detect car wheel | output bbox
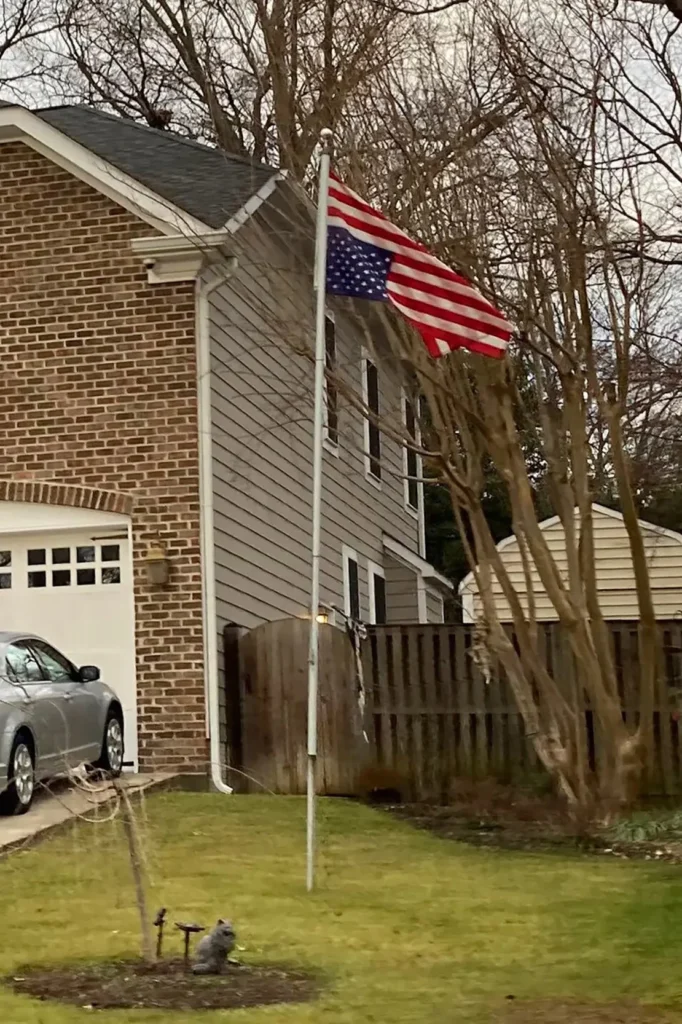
[0,733,35,815]
[93,709,124,777]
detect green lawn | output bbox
[2,793,682,1022]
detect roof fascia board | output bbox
[223,169,288,233]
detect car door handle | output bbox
[63,693,73,701]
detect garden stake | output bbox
[175,923,205,969]
[154,908,167,958]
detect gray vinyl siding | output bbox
[384,557,419,623]
[209,200,421,656]
[426,586,444,623]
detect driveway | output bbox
[0,772,174,853]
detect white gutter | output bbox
[196,257,238,795]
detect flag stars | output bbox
[326,227,391,301]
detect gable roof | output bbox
[458,503,682,596]
[35,106,277,230]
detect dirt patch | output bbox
[384,785,682,863]
[7,957,320,1011]
[494,999,671,1023]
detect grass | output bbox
[2,792,682,1022]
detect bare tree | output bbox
[0,0,60,95]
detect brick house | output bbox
[0,102,451,783]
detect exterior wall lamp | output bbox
[145,542,170,586]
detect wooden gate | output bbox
[235,617,364,794]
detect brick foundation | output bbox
[0,142,206,773]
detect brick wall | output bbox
[0,141,206,774]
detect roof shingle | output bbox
[36,105,277,229]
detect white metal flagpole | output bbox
[306,128,333,893]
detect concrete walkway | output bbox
[0,772,175,853]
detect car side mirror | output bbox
[79,665,100,683]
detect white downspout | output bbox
[196,256,238,794]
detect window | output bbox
[32,640,75,683]
[403,394,420,513]
[362,356,381,482]
[6,643,44,683]
[0,550,11,590]
[324,314,339,448]
[18,543,123,588]
[368,562,387,624]
[343,546,360,621]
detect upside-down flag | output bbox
[326,174,512,359]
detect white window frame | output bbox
[323,310,339,456]
[361,349,382,489]
[342,544,360,619]
[367,560,386,625]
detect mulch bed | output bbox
[494,999,672,1023]
[385,801,682,863]
[7,957,320,1011]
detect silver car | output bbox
[0,632,124,815]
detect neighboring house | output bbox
[459,503,682,623]
[0,102,451,781]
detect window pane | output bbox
[365,361,381,479]
[0,551,10,567]
[102,567,121,585]
[0,573,10,589]
[77,568,96,586]
[405,398,416,438]
[373,573,387,624]
[101,544,120,562]
[52,570,71,587]
[407,446,419,510]
[32,641,73,683]
[325,316,339,446]
[28,571,46,588]
[348,558,360,620]
[27,549,45,566]
[52,547,70,564]
[77,546,95,563]
[369,425,381,479]
[6,644,43,682]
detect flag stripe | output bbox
[387,284,511,342]
[388,270,510,331]
[388,291,508,352]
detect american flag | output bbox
[326,174,512,359]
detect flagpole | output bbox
[306,127,333,893]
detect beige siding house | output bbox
[459,504,682,622]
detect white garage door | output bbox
[0,503,137,768]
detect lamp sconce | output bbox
[316,604,334,625]
[145,542,170,587]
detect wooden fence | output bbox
[226,617,363,794]
[225,617,682,799]
[364,621,682,799]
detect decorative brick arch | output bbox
[0,479,134,517]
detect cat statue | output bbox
[192,919,237,975]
